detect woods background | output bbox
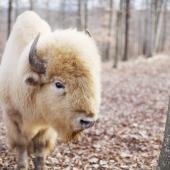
[0,0,170,67]
[1,1,170,169]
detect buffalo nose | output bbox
[79,119,95,129]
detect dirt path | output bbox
[0,55,170,170]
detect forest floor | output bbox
[0,54,170,170]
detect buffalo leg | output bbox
[31,128,56,170]
[16,145,28,170]
[3,110,28,170]
[32,144,46,170]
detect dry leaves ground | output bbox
[0,55,170,170]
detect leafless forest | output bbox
[1,0,170,170]
[1,0,170,65]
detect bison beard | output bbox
[68,129,83,141]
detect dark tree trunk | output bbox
[84,0,88,29]
[60,0,66,27]
[45,0,50,22]
[29,0,34,10]
[77,0,83,30]
[122,0,130,61]
[160,0,167,51]
[113,10,120,68]
[15,0,19,18]
[157,99,170,170]
[113,0,123,68]
[7,0,13,38]
[146,0,152,58]
[142,4,148,56]
[154,0,167,52]
[105,0,113,61]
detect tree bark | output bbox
[151,0,156,54]
[146,0,152,57]
[7,0,13,38]
[157,98,170,170]
[84,0,88,29]
[154,0,167,52]
[137,10,142,55]
[45,0,50,21]
[60,0,66,27]
[160,0,167,51]
[29,0,34,10]
[122,0,130,61]
[142,0,152,57]
[142,5,147,56]
[77,0,83,30]
[113,0,123,68]
[113,10,120,68]
[105,0,113,61]
[15,0,19,18]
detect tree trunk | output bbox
[105,0,113,61]
[160,0,167,51]
[146,0,152,57]
[7,0,13,38]
[15,0,19,18]
[29,0,34,10]
[60,0,66,28]
[113,0,123,68]
[119,1,125,61]
[113,10,120,68]
[77,0,83,30]
[157,99,170,170]
[84,0,88,29]
[122,0,130,61]
[45,0,50,22]
[142,0,152,57]
[154,0,167,52]
[137,10,142,55]
[142,7,147,56]
[151,0,156,54]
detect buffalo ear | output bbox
[24,73,40,86]
[85,29,92,38]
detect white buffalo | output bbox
[0,11,101,170]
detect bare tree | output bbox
[154,0,167,52]
[60,0,66,27]
[122,0,130,61]
[105,0,113,60]
[159,0,167,51]
[15,0,19,18]
[157,99,170,170]
[113,0,123,68]
[151,0,157,53]
[139,0,153,57]
[77,0,88,30]
[7,0,13,38]
[84,0,88,29]
[144,0,152,57]
[142,0,148,56]
[77,0,83,30]
[45,0,50,21]
[29,0,34,10]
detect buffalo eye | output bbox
[55,82,65,89]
